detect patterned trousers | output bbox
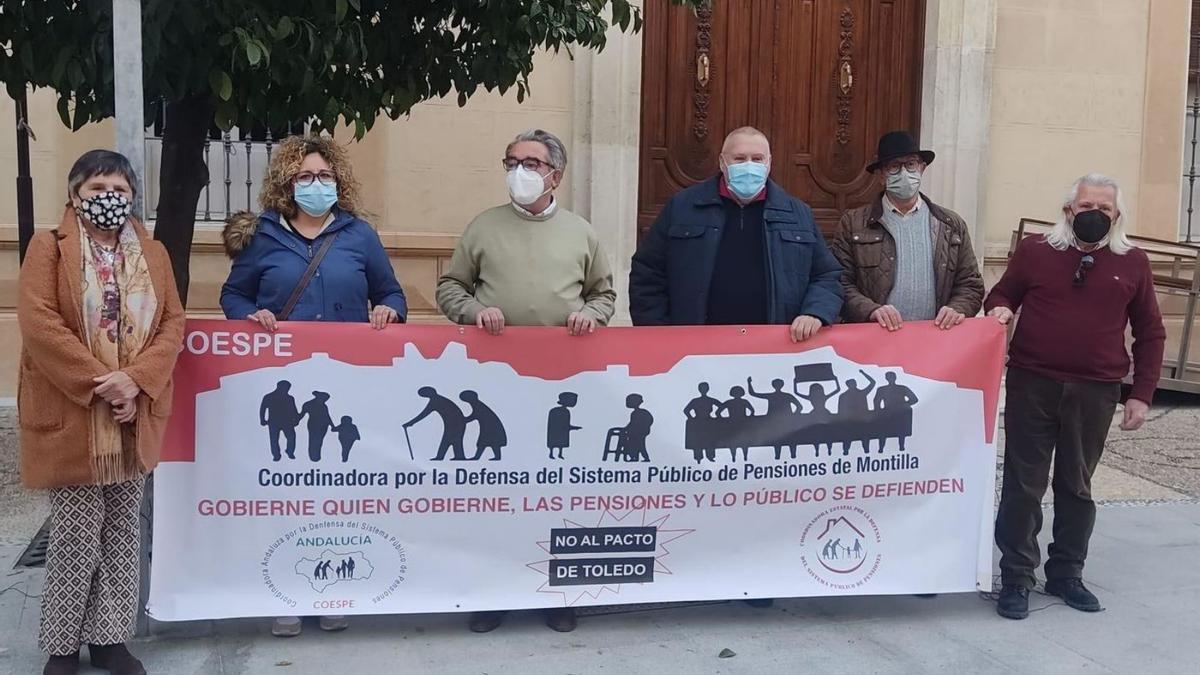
[39,476,145,655]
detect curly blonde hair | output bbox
[259,135,363,219]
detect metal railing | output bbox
[142,104,304,223]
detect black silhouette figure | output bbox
[683,383,721,463]
[873,372,919,452]
[261,381,300,461]
[829,538,842,560]
[747,377,802,460]
[403,387,468,461]
[336,561,346,579]
[547,393,582,460]
[460,391,508,461]
[605,394,654,462]
[717,386,756,461]
[346,557,356,578]
[313,560,325,580]
[298,392,334,462]
[851,539,863,559]
[836,371,877,455]
[331,416,361,463]
[794,380,841,457]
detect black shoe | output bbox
[1044,578,1102,612]
[996,585,1029,620]
[89,643,146,675]
[545,607,578,633]
[744,598,774,608]
[43,653,79,675]
[914,593,938,598]
[469,610,507,633]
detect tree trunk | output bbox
[154,95,215,308]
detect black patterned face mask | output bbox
[76,190,132,231]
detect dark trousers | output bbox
[268,424,296,460]
[995,368,1120,589]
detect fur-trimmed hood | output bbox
[222,210,260,259]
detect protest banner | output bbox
[148,320,1005,620]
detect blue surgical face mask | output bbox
[294,181,338,217]
[723,160,769,200]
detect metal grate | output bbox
[13,516,51,569]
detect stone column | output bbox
[920,0,997,256]
[571,26,643,326]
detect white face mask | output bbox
[885,168,922,201]
[506,166,553,206]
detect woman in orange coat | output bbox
[18,150,185,675]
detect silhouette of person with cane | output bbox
[403,387,468,461]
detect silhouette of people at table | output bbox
[331,416,360,463]
[796,381,841,457]
[683,383,721,463]
[836,371,877,455]
[717,386,756,461]
[403,387,468,461]
[260,381,300,461]
[623,394,654,462]
[298,392,334,462]
[547,393,582,460]
[460,390,508,461]
[748,377,801,460]
[873,372,919,452]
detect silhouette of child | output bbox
[331,416,361,463]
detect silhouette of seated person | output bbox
[261,381,300,461]
[748,377,802,460]
[331,416,361,463]
[298,392,334,462]
[795,380,841,457]
[547,393,582,460]
[460,390,508,461]
[621,394,654,462]
[717,386,756,461]
[403,387,468,461]
[872,372,919,452]
[683,382,721,464]
[836,370,877,455]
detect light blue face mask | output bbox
[724,160,769,200]
[294,181,338,217]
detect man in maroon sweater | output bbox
[985,174,1165,620]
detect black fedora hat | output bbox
[866,130,935,173]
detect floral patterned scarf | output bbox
[79,222,158,484]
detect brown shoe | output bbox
[43,653,79,675]
[89,643,146,675]
[544,607,577,633]
[468,610,507,633]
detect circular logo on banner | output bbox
[799,505,882,590]
[260,520,408,613]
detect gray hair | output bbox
[1045,173,1132,255]
[506,129,568,171]
[67,149,139,199]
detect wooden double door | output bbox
[637,0,926,237]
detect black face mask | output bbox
[1071,209,1112,244]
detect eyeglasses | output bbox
[883,159,924,175]
[295,171,337,187]
[502,157,553,172]
[1073,254,1095,285]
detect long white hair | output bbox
[1044,173,1133,255]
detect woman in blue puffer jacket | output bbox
[221,135,407,331]
[220,135,406,638]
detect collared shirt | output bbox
[883,193,923,216]
[511,196,558,219]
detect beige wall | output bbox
[983,0,1188,255]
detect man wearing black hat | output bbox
[831,131,984,331]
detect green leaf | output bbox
[56,96,72,128]
[336,0,348,23]
[301,68,315,93]
[209,70,233,101]
[275,16,294,40]
[245,41,263,66]
[348,0,361,10]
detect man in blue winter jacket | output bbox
[630,127,843,342]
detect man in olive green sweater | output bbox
[437,129,616,336]
[436,129,615,635]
